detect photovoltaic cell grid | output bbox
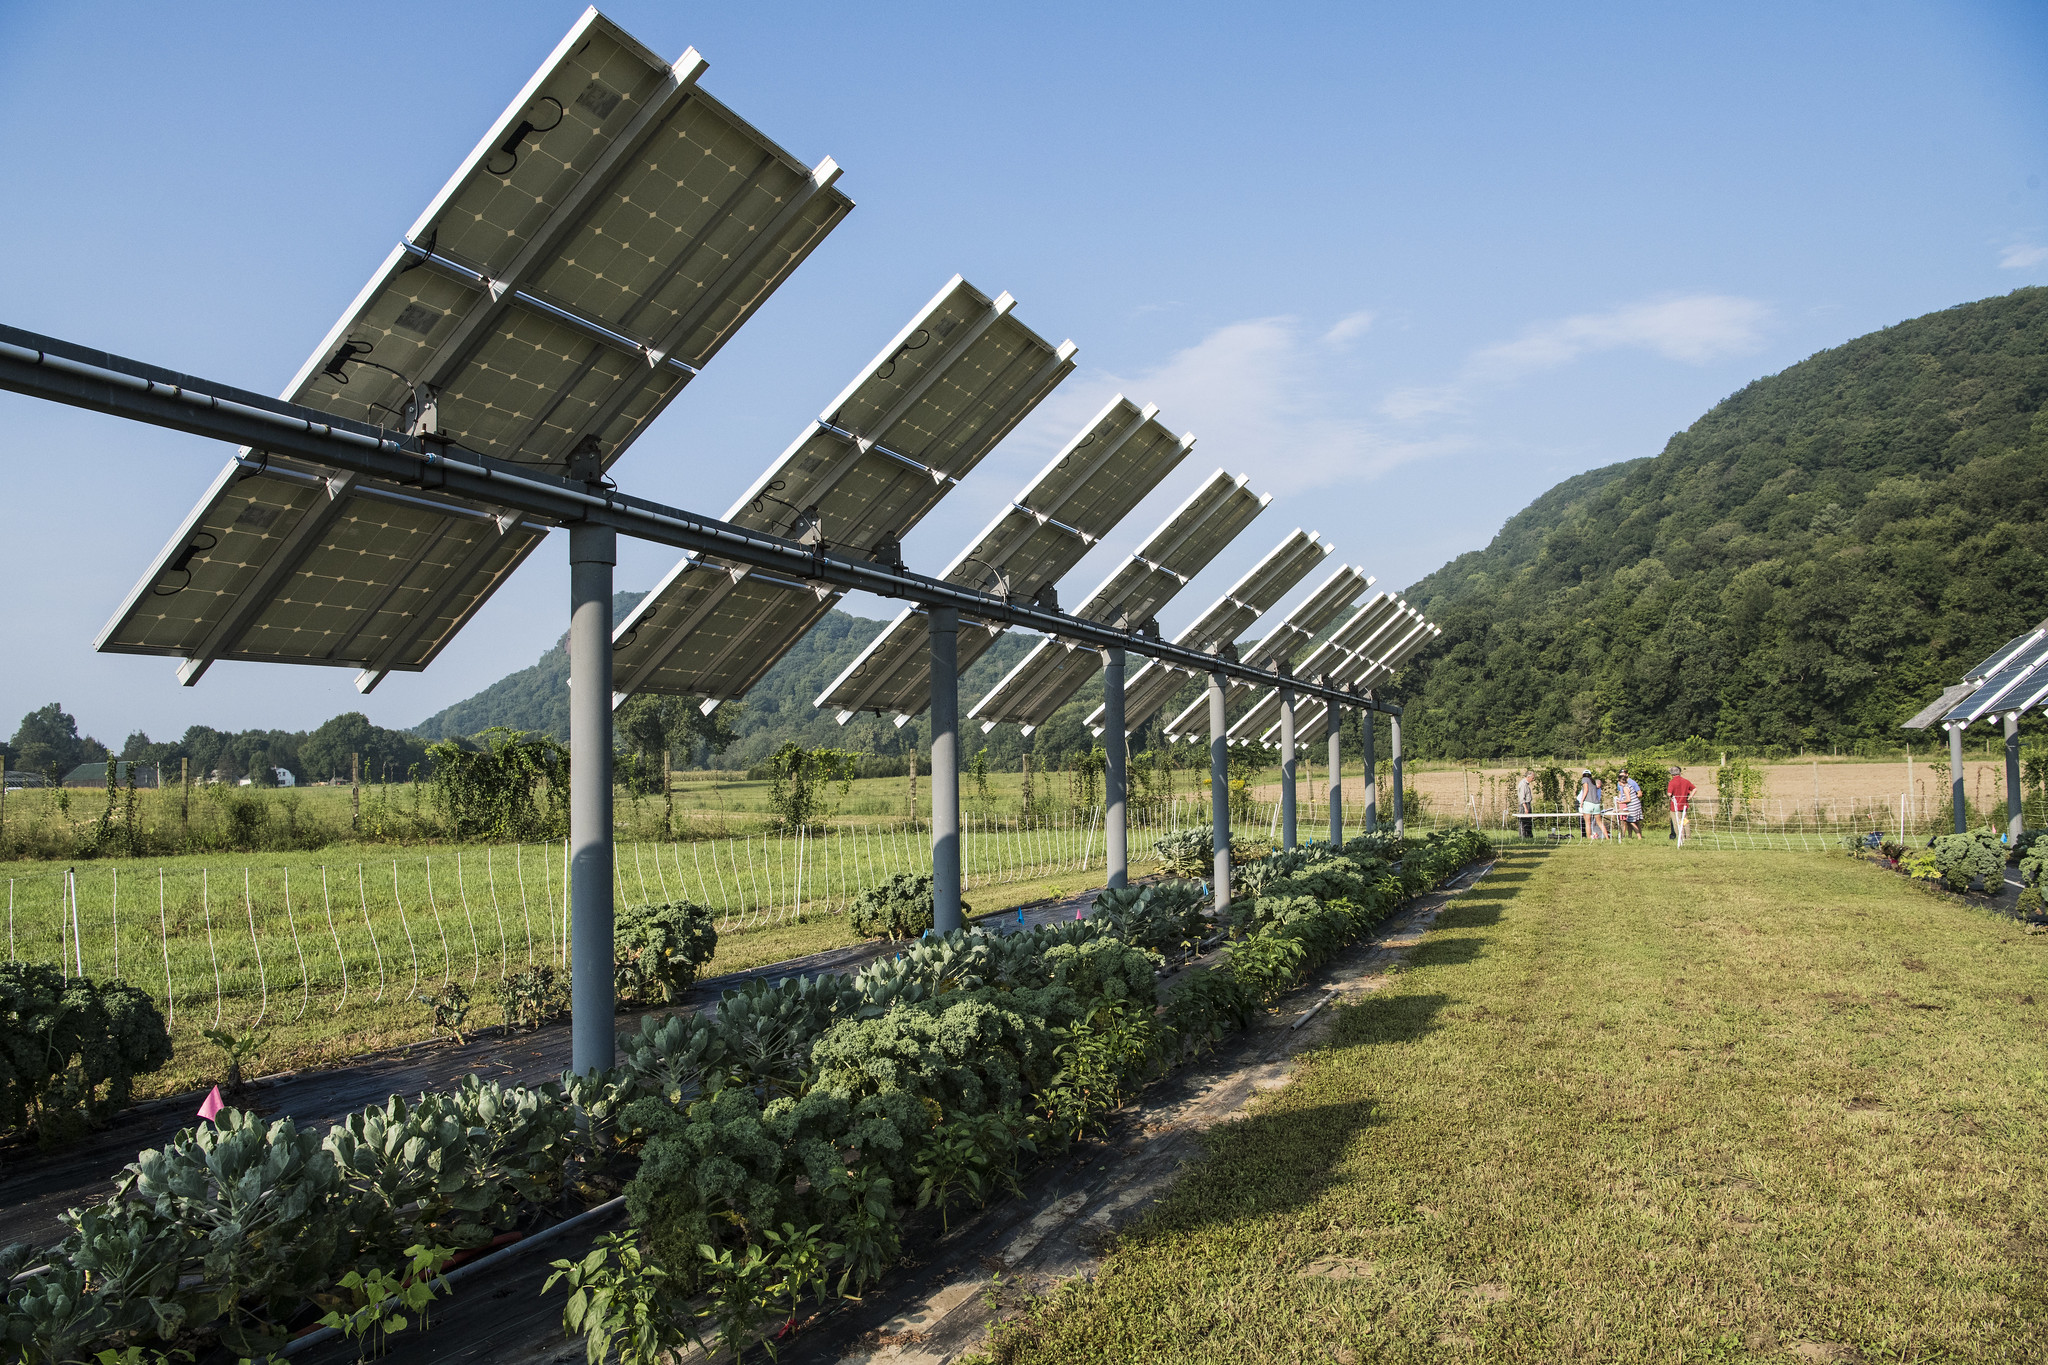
[1224,593,1404,743]
[98,10,852,689]
[969,470,1270,733]
[610,275,1078,705]
[1085,530,1334,736]
[1159,563,1373,740]
[813,395,1194,722]
[1944,630,2048,724]
[1279,617,1439,745]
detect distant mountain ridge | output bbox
[413,598,1042,769]
[1397,286,2048,756]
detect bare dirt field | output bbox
[1263,757,2023,828]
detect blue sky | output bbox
[2,1,2044,748]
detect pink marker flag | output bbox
[197,1086,225,1122]
[1075,908,1084,920]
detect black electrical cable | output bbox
[872,327,930,381]
[484,96,564,176]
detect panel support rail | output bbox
[0,324,1402,717]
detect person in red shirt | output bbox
[1667,766,1696,847]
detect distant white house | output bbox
[235,768,297,788]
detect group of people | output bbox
[1512,765,1697,844]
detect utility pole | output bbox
[351,752,361,833]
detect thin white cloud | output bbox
[1323,310,1375,344]
[1999,242,2048,269]
[1381,292,1770,420]
[1472,294,1770,375]
[1068,317,1469,498]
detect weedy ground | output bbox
[981,843,2048,1364]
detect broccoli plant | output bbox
[849,873,966,940]
[614,901,719,1004]
[0,964,172,1144]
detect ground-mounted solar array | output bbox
[970,469,1271,733]
[1085,529,1335,736]
[608,274,1077,706]
[813,395,1194,724]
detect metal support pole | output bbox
[1327,720,1343,845]
[1208,671,1231,913]
[568,523,616,1076]
[1391,713,1406,838]
[929,606,962,934]
[1361,710,1378,833]
[1102,647,1128,889]
[1948,721,1967,834]
[1278,681,1297,850]
[2005,712,2023,843]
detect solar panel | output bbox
[1902,682,1977,731]
[1277,622,1441,749]
[1243,565,1375,670]
[1998,658,2048,718]
[611,275,1077,704]
[969,470,1269,732]
[1962,622,2048,684]
[1223,593,1402,743]
[1944,633,2048,724]
[1086,530,1335,735]
[98,11,853,688]
[1354,618,1439,689]
[1160,565,1375,740]
[811,396,1194,721]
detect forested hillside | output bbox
[414,599,1047,771]
[1397,287,2048,758]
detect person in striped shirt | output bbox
[1617,768,1645,838]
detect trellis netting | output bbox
[5,801,1282,1030]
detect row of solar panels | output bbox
[1903,619,2048,731]
[99,8,1436,732]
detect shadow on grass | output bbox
[1125,992,1452,1244]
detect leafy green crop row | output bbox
[0,829,1490,1364]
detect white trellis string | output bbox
[633,842,650,903]
[111,866,119,979]
[391,861,421,1000]
[707,836,728,923]
[321,865,348,1014]
[6,879,12,962]
[484,849,510,976]
[452,853,481,984]
[652,840,672,904]
[283,868,309,1022]
[541,841,561,968]
[358,864,387,1003]
[514,845,535,966]
[423,857,453,985]
[242,868,269,1028]
[156,870,173,1023]
[201,868,223,1026]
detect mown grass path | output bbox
[987,845,2048,1364]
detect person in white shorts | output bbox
[1577,769,1606,839]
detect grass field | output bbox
[985,843,2048,1364]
